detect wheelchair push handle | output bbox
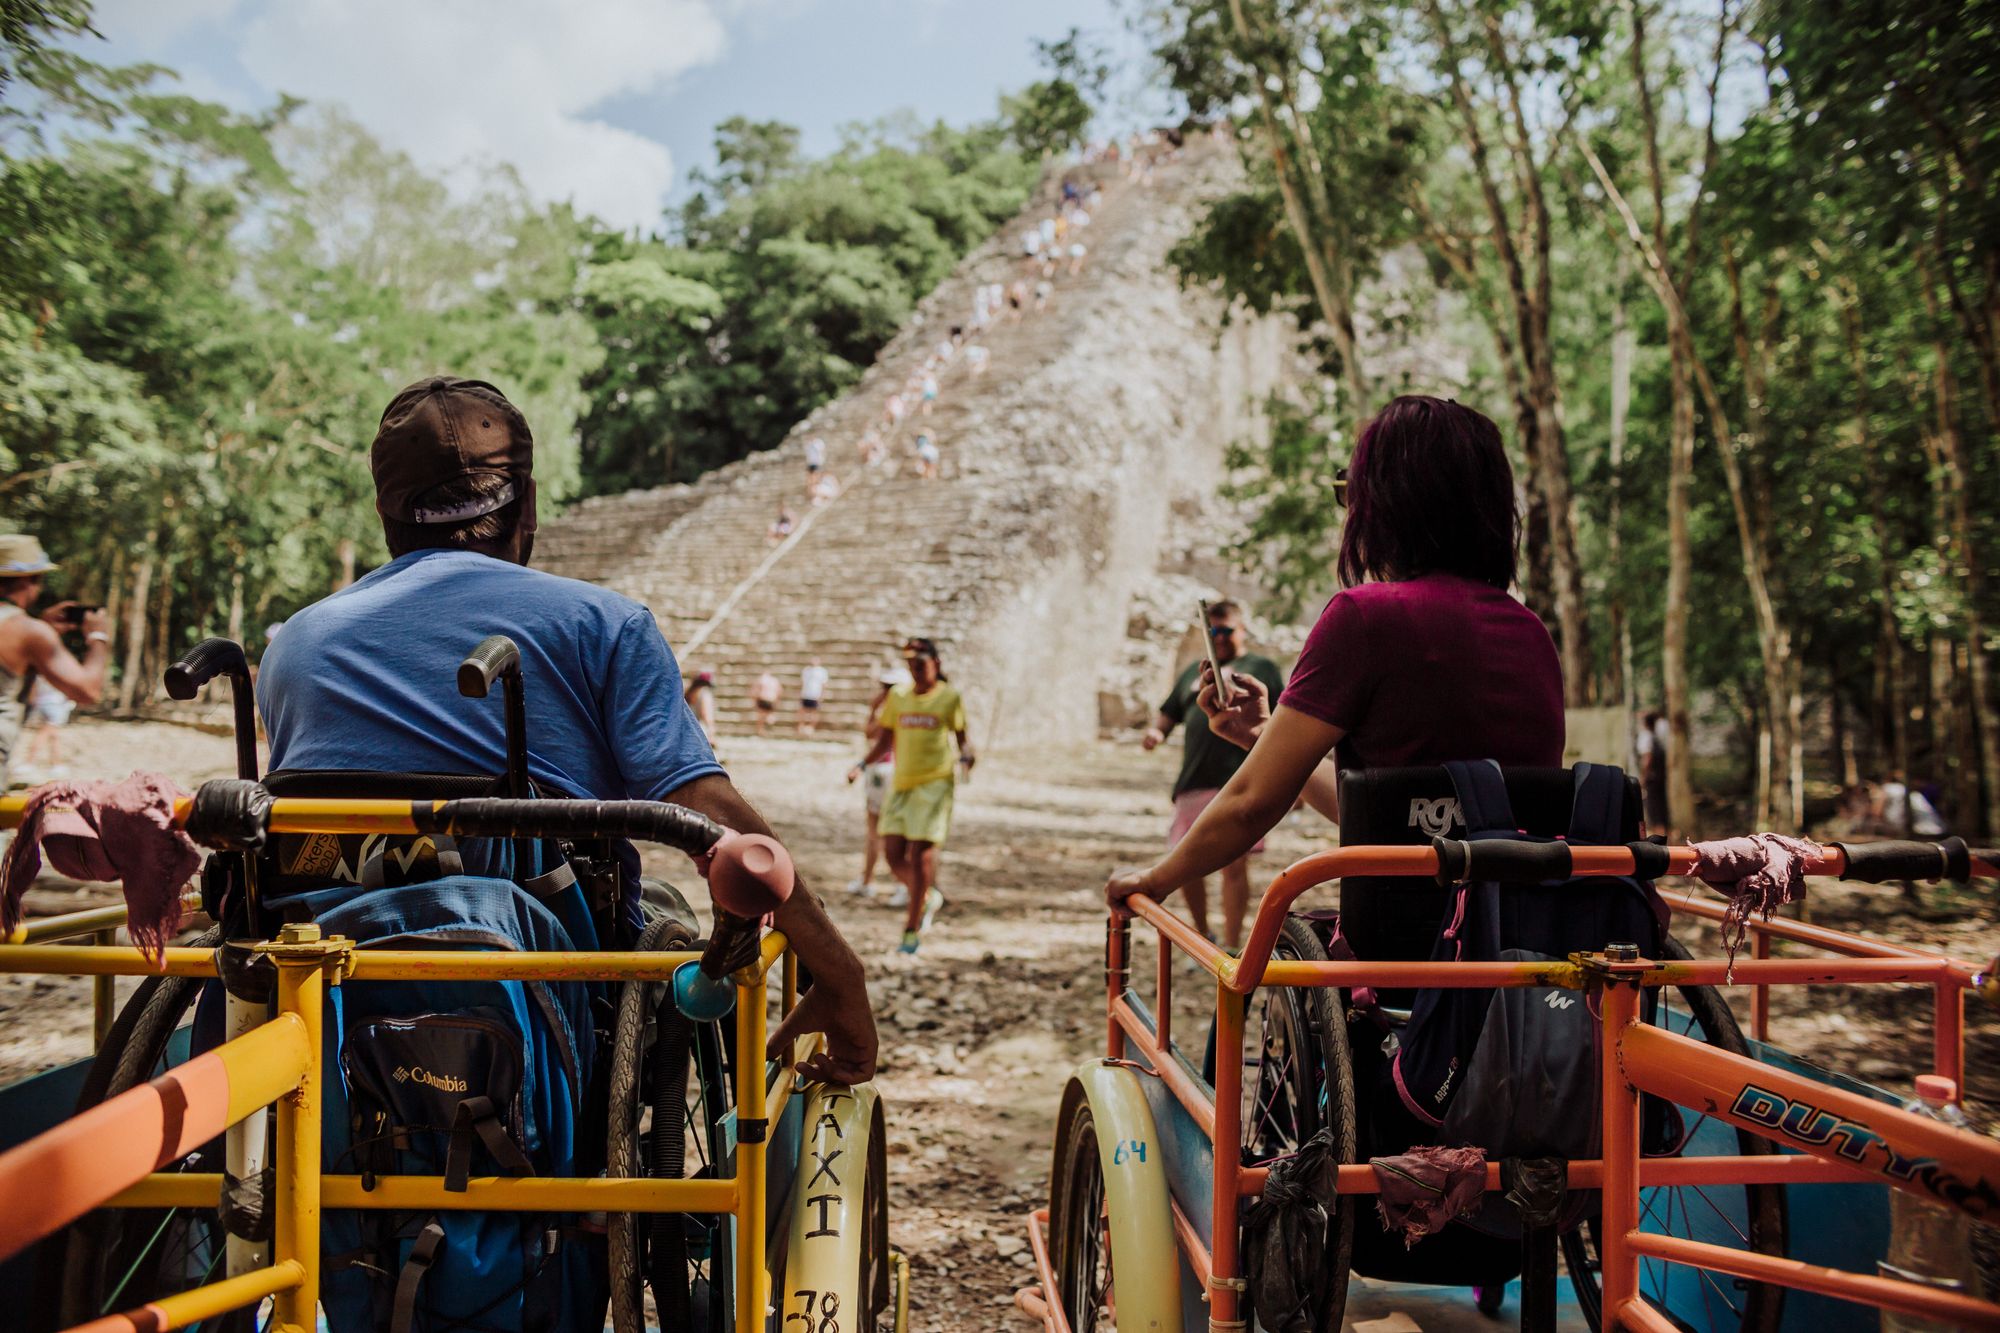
[163,637,258,781]
[457,634,531,803]
[456,634,521,699]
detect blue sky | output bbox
[81,0,1161,232]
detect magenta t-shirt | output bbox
[1279,574,1565,771]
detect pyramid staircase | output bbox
[536,142,1265,739]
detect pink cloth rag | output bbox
[1690,832,1822,977]
[1,773,199,965]
[1370,1144,1487,1247]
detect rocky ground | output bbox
[4,717,1997,1329]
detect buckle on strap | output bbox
[390,1221,447,1333]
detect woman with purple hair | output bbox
[1107,395,1566,915]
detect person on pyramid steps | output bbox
[868,637,974,955]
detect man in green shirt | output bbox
[1142,600,1287,949]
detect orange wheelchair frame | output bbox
[1018,841,2000,1332]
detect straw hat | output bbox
[0,535,57,576]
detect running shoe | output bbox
[886,884,909,909]
[845,877,873,898]
[920,888,944,932]
[897,929,921,955]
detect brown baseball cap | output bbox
[370,377,536,536]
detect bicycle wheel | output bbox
[1239,915,1356,1333]
[1048,1094,1115,1332]
[607,914,735,1333]
[57,927,251,1330]
[1562,935,1788,1333]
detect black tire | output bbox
[1238,915,1356,1333]
[607,915,735,1333]
[57,927,250,1330]
[1561,935,1788,1333]
[853,1097,895,1332]
[1048,1095,1114,1333]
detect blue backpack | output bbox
[1389,760,1666,1158]
[308,876,603,1333]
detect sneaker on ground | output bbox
[845,877,873,897]
[886,884,909,909]
[920,887,944,932]
[897,929,921,955]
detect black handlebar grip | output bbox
[458,635,522,699]
[698,907,766,980]
[1833,838,1971,885]
[415,798,726,855]
[164,638,250,701]
[1433,836,1575,885]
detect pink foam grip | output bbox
[704,831,795,917]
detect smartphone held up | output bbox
[1198,598,1235,706]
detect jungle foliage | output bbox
[0,2,1081,705]
[1139,0,2000,836]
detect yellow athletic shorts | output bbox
[878,777,955,846]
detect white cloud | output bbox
[206,0,734,230]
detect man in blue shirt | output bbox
[260,376,874,1083]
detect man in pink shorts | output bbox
[1140,600,1286,949]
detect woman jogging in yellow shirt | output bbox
[869,637,975,954]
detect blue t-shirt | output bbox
[260,549,723,804]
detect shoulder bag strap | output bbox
[1443,758,1516,836]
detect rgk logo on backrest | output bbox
[1407,797,1462,838]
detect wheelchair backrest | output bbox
[1335,765,1644,969]
[246,769,614,952]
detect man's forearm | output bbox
[667,774,865,986]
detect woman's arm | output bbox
[1106,703,1344,915]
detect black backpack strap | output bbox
[444,1096,535,1192]
[1568,763,1627,848]
[390,1220,446,1333]
[1444,759,1516,836]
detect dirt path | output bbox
[5,718,1998,1329]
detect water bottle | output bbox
[1881,1075,1980,1332]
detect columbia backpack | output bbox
[1389,760,1667,1160]
[311,876,603,1333]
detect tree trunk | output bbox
[1662,319,1700,837]
[1609,293,1634,726]
[1931,635,1961,827]
[150,552,178,706]
[227,569,245,647]
[335,538,357,592]
[116,553,155,713]
[1920,257,1998,835]
[1786,659,1806,832]
[1834,691,1859,790]
[1225,0,1367,415]
[1425,0,1592,702]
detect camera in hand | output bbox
[60,605,100,628]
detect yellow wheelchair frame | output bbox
[0,794,910,1333]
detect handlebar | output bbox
[679,830,796,1020]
